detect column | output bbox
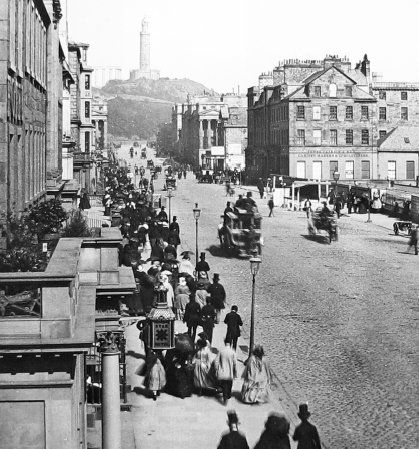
[103,120,108,149]
[199,120,204,149]
[99,332,122,449]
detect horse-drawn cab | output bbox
[147,159,154,169]
[218,208,262,257]
[198,169,214,183]
[164,176,177,191]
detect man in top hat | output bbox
[157,206,168,222]
[223,305,243,351]
[207,273,226,324]
[195,252,210,275]
[292,404,322,449]
[217,410,249,449]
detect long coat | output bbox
[214,345,237,381]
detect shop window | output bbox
[361,160,370,179]
[361,106,369,120]
[345,161,354,180]
[329,161,338,180]
[379,107,386,121]
[361,129,369,145]
[346,129,353,145]
[313,129,322,145]
[297,105,305,119]
[388,161,396,180]
[312,106,321,120]
[406,161,415,180]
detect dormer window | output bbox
[314,86,321,97]
[345,86,352,97]
[329,83,337,97]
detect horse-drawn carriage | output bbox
[198,169,214,183]
[308,207,338,243]
[163,176,177,190]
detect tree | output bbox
[26,199,68,240]
[62,210,93,238]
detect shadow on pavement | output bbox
[126,350,145,360]
[300,234,331,245]
[206,244,230,258]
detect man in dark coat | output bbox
[207,273,226,324]
[183,296,201,342]
[224,305,243,350]
[157,206,168,221]
[217,410,249,449]
[169,216,181,248]
[200,297,216,343]
[195,252,210,276]
[292,404,322,449]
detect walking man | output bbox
[268,197,274,217]
[214,339,237,405]
[217,410,249,449]
[224,305,243,350]
[292,404,322,449]
[183,296,201,342]
[195,252,210,276]
[207,273,226,324]
[201,297,216,343]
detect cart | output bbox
[308,208,338,243]
[164,176,177,190]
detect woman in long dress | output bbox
[241,345,274,404]
[174,277,190,320]
[144,351,166,401]
[192,338,216,394]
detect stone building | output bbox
[0,0,69,248]
[247,55,419,183]
[172,94,247,170]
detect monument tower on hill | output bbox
[130,17,160,80]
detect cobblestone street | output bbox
[141,160,418,449]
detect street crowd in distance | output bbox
[102,163,323,449]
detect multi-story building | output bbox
[247,55,419,183]
[68,41,95,193]
[172,94,247,170]
[0,0,68,248]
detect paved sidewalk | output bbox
[124,313,301,449]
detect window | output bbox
[361,160,370,179]
[312,106,321,120]
[401,91,408,100]
[85,131,90,152]
[345,85,352,97]
[313,129,322,145]
[330,161,338,180]
[345,161,354,180]
[379,130,387,140]
[296,161,306,178]
[297,129,305,145]
[313,161,322,180]
[346,129,353,144]
[404,137,410,144]
[345,106,353,120]
[361,106,369,120]
[314,86,321,97]
[401,107,408,120]
[329,83,337,97]
[379,107,387,121]
[406,161,415,180]
[329,106,337,120]
[85,101,90,118]
[330,129,337,145]
[85,74,90,90]
[297,105,305,119]
[361,129,369,145]
[388,161,396,180]
[379,91,386,100]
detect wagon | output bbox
[308,208,338,243]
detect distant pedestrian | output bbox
[207,273,226,324]
[241,345,274,403]
[214,339,237,405]
[183,296,201,342]
[195,252,210,276]
[407,225,418,255]
[79,192,91,210]
[268,197,274,217]
[303,198,312,219]
[257,178,265,199]
[192,338,216,395]
[334,197,342,218]
[200,297,216,343]
[217,410,249,449]
[254,412,291,449]
[292,404,322,449]
[224,305,243,350]
[144,351,166,401]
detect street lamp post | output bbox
[167,187,174,224]
[193,203,201,267]
[249,254,261,355]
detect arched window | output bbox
[329,83,337,97]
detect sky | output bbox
[67,0,419,93]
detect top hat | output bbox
[227,410,239,425]
[200,252,206,258]
[297,403,311,419]
[213,273,220,280]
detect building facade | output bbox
[0,0,68,248]
[246,55,419,183]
